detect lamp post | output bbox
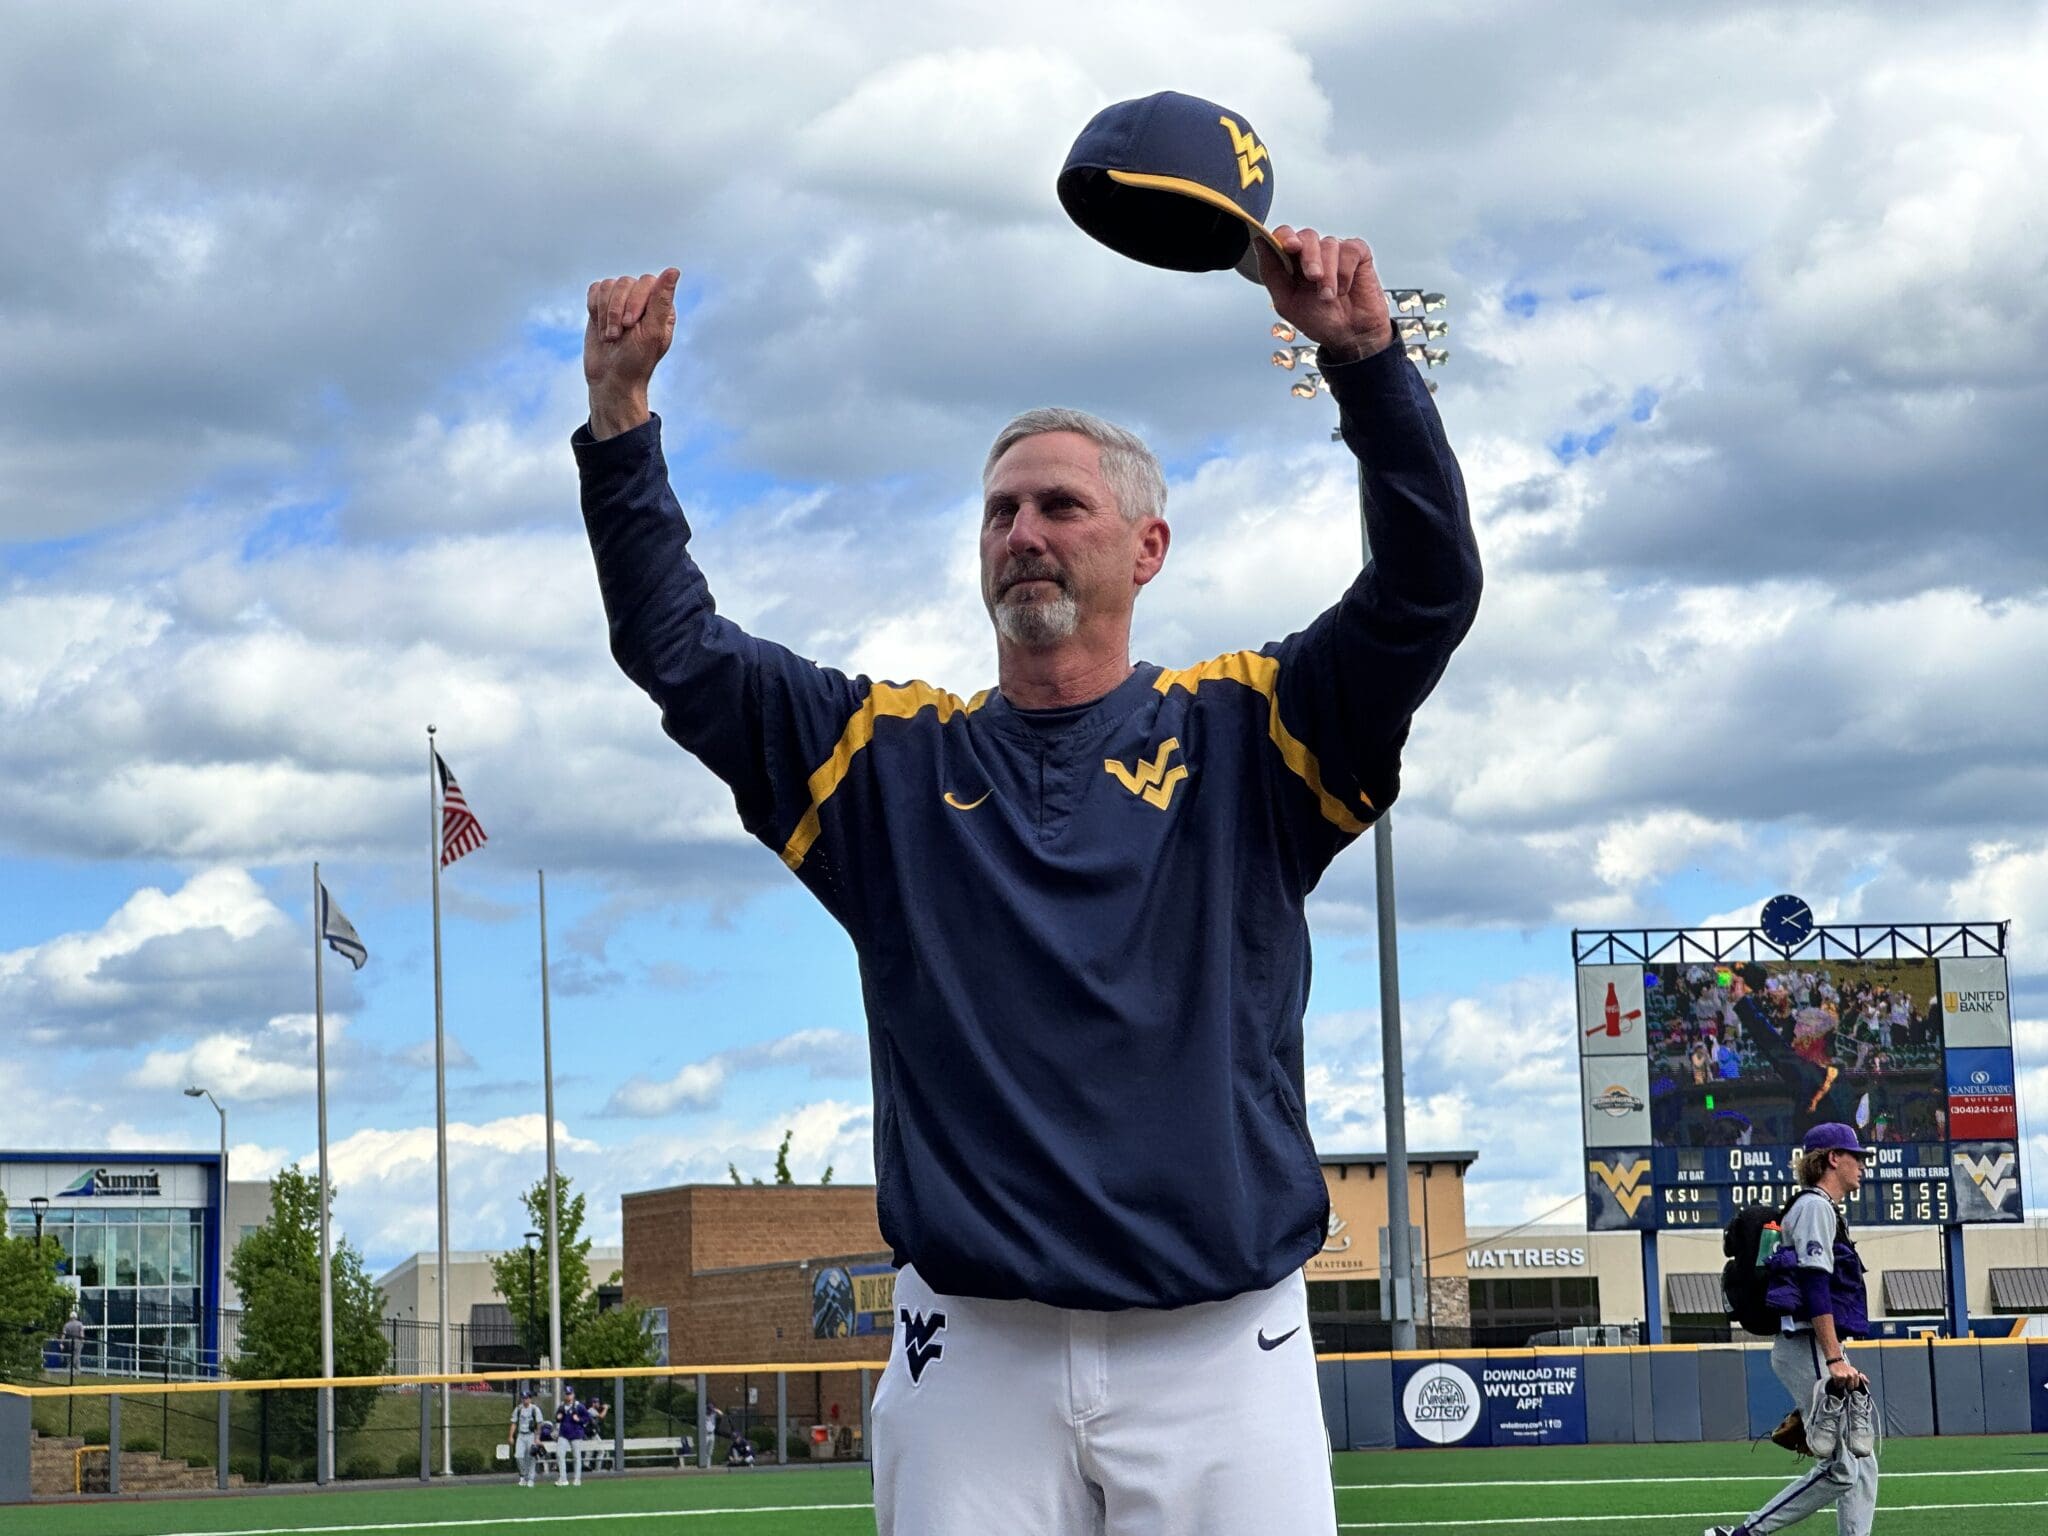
[1266,294,1450,1351]
[524,1232,541,1368]
[28,1197,50,1393]
[184,1086,228,1374]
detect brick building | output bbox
[620,1182,891,1433]
[622,1151,1480,1432]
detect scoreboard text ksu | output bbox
[1577,943,2022,1231]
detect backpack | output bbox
[1720,1188,1828,1336]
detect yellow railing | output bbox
[4,1335,2033,1397]
[0,1361,892,1398]
[71,1445,106,1495]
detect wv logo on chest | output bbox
[1104,737,1189,810]
[899,1307,947,1384]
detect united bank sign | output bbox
[56,1167,164,1198]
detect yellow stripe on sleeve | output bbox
[1152,652,1371,836]
[781,682,986,870]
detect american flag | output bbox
[435,752,489,867]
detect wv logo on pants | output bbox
[900,1308,947,1384]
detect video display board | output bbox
[1579,948,2021,1230]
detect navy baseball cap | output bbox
[1802,1122,1875,1158]
[1058,91,1291,284]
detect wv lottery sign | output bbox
[1394,1358,1588,1448]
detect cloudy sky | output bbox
[4,1,2046,1278]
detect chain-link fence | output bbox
[10,1362,880,1498]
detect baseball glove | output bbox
[1770,1408,1814,1457]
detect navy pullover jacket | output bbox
[577,343,1481,1310]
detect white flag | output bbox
[320,883,368,970]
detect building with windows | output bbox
[1304,1151,1478,1349]
[0,1151,228,1375]
[1460,1219,2048,1343]
[372,1246,625,1373]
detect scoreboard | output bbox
[1578,937,2022,1232]
[1607,1145,1957,1231]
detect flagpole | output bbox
[314,864,335,1485]
[428,726,452,1477]
[539,870,564,1408]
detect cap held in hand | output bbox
[1058,91,1290,284]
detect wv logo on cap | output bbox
[1105,738,1189,810]
[1589,1157,1652,1218]
[1218,116,1267,189]
[899,1308,947,1384]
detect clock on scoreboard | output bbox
[1577,913,2021,1232]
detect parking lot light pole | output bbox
[184,1087,229,1372]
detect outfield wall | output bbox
[1316,1337,2048,1450]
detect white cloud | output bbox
[393,1036,479,1073]
[311,1103,871,1270]
[0,868,303,1042]
[610,1062,725,1118]
[1950,841,2048,973]
[128,1012,346,1102]
[606,1028,869,1117]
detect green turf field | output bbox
[1,1437,2042,1534]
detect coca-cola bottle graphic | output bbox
[1587,979,1643,1037]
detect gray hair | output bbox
[982,407,1167,523]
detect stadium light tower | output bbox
[1264,291,1451,1351]
[184,1086,229,1374]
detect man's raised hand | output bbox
[585,267,680,440]
[1254,228,1393,365]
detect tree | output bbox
[227,1168,389,1450]
[0,1196,71,1382]
[730,1130,833,1187]
[564,1301,658,1421]
[488,1174,607,1364]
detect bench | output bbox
[495,1436,693,1471]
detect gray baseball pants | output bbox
[1744,1332,1877,1535]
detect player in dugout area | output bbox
[1709,1122,1878,1536]
[509,1389,545,1487]
[573,215,1480,1526]
[552,1384,595,1486]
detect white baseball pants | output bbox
[1744,1332,1877,1536]
[872,1263,1336,1534]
